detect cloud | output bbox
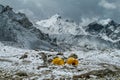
[22,0,42,7]
[18,9,34,17]
[99,0,116,10]
[0,0,120,22]
[79,17,99,26]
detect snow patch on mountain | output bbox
[98,18,112,25]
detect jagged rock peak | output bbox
[0,5,13,13]
[0,4,33,28]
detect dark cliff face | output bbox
[86,22,104,35]
[0,5,61,51]
[0,5,17,42]
[86,20,120,40]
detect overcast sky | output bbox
[0,0,120,23]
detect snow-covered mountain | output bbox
[0,5,62,51]
[35,14,82,35]
[35,15,120,50]
[35,14,88,50]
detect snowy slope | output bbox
[0,42,120,79]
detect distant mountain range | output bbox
[36,14,120,50]
[1,4,120,51]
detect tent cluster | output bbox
[52,54,79,66]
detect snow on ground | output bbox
[0,43,120,79]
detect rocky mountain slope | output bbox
[0,5,62,51]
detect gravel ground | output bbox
[0,67,120,80]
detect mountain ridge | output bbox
[0,4,62,51]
